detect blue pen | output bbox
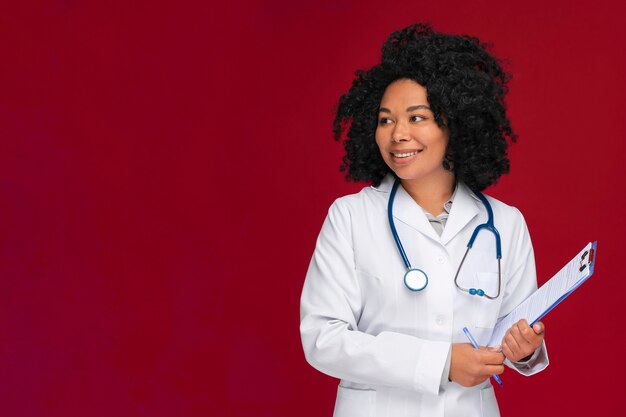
[462,327,503,387]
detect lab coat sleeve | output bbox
[499,208,549,376]
[300,200,450,395]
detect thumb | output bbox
[532,322,544,335]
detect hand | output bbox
[501,319,545,362]
[449,343,504,387]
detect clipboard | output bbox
[487,241,597,347]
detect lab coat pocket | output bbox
[475,272,501,301]
[470,272,504,345]
[479,386,501,417]
[333,385,376,417]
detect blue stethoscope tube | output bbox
[388,178,429,291]
[388,178,502,298]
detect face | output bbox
[375,79,450,186]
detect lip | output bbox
[390,149,422,156]
[388,149,423,165]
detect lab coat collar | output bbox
[440,182,480,245]
[371,174,396,193]
[373,174,481,245]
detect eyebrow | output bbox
[379,105,432,113]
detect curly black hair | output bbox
[333,23,516,191]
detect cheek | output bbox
[433,131,449,153]
[439,138,449,154]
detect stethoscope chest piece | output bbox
[404,269,428,291]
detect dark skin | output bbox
[502,319,545,362]
[449,319,545,386]
[377,80,546,387]
[449,344,504,387]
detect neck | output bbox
[400,172,455,215]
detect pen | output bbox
[462,327,503,387]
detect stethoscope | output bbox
[387,178,502,299]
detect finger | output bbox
[502,339,521,360]
[532,322,545,335]
[501,341,513,359]
[479,345,501,352]
[509,324,544,360]
[486,364,505,375]
[499,329,511,352]
[480,350,505,365]
[514,320,537,346]
[502,326,515,358]
[504,331,523,354]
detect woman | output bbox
[300,23,548,417]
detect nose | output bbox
[392,119,410,142]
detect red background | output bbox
[1,0,624,416]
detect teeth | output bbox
[392,151,419,158]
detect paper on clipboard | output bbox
[487,241,597,347]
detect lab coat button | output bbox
[436,255,445,264]
[436,315,444,325]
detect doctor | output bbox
[300,23,548,417]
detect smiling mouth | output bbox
[391,150,422,158]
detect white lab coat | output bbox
[300,175,548,417]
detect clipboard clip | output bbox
[579,251,588,272]
[579,248,595,272]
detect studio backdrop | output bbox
[1,0,624,416]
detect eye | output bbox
[410,115,426,123]
[378,117,393,126]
